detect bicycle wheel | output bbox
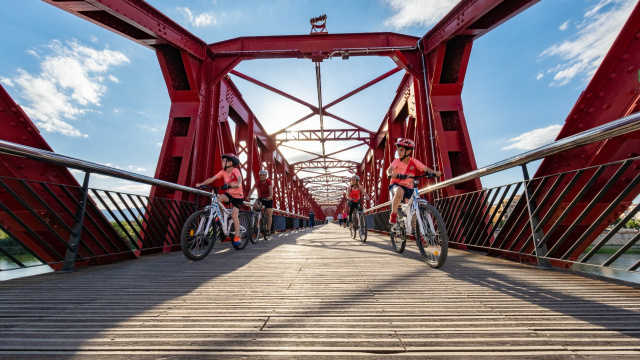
[249,213,260,244]
[415,203,449,268]
[349,219,356,239]
[232,213,251,250]
[358,213,367,242]
[180,210,216,261]
[390,225,406,253]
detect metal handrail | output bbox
[367,112,640,213]
[0,139,311,218]
[0,139,209,196]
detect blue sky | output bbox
[0,0,636,194]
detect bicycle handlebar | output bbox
[387,172,438,180]
[198,184,229,191]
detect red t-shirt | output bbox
[349,186,361,201]
[214,168,243,198]
[256,179,272,198]
[390,158,426,189]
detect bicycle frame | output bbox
[391,178,436,237]
[203,191,235,238]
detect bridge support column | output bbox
[62,171,90,272]
[521,164,552,269]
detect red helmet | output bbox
[395,138,415,149]
[221,153,240,167]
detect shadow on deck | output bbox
[0,223,639,359]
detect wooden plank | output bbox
[0,224,638,358]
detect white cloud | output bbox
[108,75,119,83]
[501,124,562,151]
[1,77,14,87]
[559,20,570,31]
[541,0,636,86]
[3,39,129,137]
[89,35,99,43]
[25,49,40,58]
[177,7,217,27]
[536,73,544,80]
[383,0,459,30]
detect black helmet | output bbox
[221,153,240,167]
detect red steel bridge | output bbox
[1,0,640,275]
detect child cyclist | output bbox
[346,175,369,227]
[387,138,441,225]
[196,153,244,246]
[245,169,274,236]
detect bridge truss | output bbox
[1,0,639,268]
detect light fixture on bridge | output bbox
[390,50,408,70]
[310,14,328,35]
[341,52,349,60]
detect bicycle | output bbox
[348,201,367,242]
[249,197,271,243]
[180,184,251,261]
[388,173,448,268]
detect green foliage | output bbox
[110,221,142,250]
[626,219,640,230]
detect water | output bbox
[0,256,53,281]
[570,253,640,283]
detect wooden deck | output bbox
[1,223,639,359]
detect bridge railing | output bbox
[365,112,640,279]
[0,139,311,275]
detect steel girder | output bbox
[493,3,640,267]
[0,85,135,268]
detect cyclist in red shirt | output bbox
[246,169,274,236]
[196,153,244,246]
[345,175,368,226]
[387,138,441,224]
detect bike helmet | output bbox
[259,169,268,176]
[395,138,415,149]
[221,153,240,167]
[351,175,360,181]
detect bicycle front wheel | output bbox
[180,210,216,261]
[232,213,251,250]
[415,203,448,268]
[249,213,260,244]
[358,213,367,242]
[390,226,406,253]
[350,220,356,239]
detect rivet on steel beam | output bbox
[9,121,16,127]
[572,115,579,119]
[629,89,637,95]
[627,66,636,73]
[579,104,586,109]
[587,108,594,113]
[621,54,631,61]
[609,73,617,80]
[26,127,32,132]
[21,136,27,140]
[636,32,640,39]
[602,104,611,110]
[10,107,17,112]
[597,92,605,97]
[577,123,583,128]
[0,107,4,112]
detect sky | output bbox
[0,0,637,196]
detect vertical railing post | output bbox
[521,164,552,269]
[62,171,91,272]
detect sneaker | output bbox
[265,231,270,237]
[232,236,242,245]
[389,212,398,224]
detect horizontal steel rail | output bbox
[367,112,640,212]
[0,139,307,218]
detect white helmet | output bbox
[259,169,268,176]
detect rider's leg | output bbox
[218,194,230,209]
[348,202,356,224]
[266,208,273,232]
[232,207,240,237]
[391,186,404,215]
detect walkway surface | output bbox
[0,224,639,359]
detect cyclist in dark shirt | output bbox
[246,169,274,236]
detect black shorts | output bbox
[222,194,244,209]
[258,198,273,209]
[389,184,413,200]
